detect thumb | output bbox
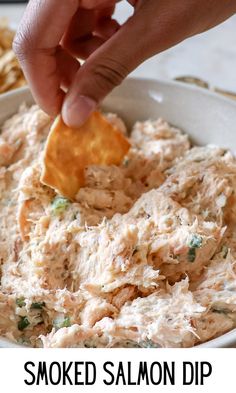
[62,13,148,127]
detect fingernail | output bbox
[62,95,97,128]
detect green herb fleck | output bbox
[53,316,71,330]
[187,234,203,262]
[18,316,30,331]
[222,245,228,259]
[123,157,130,167]
[61,316,71,328]
[188,248,196,263]
[31,302,45,310]
[189,234,203,248]
[16,297,26,308]
[51,196,70,216]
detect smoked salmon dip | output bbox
[1,105,236,347]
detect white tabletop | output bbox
[1,2,236,92]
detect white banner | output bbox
[0,348,235,392]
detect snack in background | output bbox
[0,18,26,93]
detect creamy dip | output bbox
[0,105,236,348]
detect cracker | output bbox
[41,111,130,200]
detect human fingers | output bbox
[13,0,79,116]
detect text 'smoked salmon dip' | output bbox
[1,104,236,348]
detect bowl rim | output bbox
[2,76,236,107]
[1,77,236,348]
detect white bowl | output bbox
[1,78,236,348]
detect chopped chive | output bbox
[222,245,228,259]
[61,317,71,328]
[53,316,71,330]
[31,302,45,310]
[188,248,196,263]
[51,196,70,216]
[188,234,203,249]
[18,316,30,331]
[16,297,26,308]
[123,157,130,167]
[187,234,203,262]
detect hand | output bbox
[14,0,236,127]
